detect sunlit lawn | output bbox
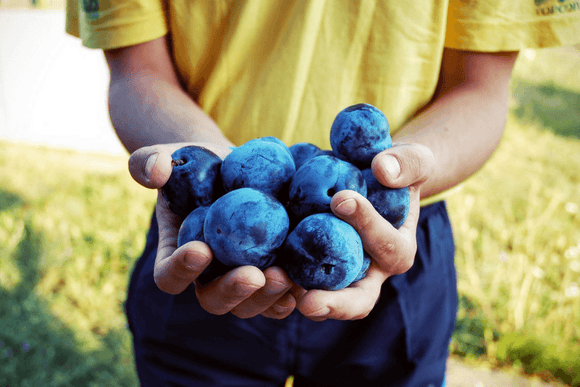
[0,148,155,386]
[1,46,580,386]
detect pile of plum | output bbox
[163,104,410,290]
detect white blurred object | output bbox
[0,9,126,155]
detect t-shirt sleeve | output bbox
[65,0,168,49]
[445,0,580,51]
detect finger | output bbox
[331,190,412,274]
[260,292,297,319]
[195,266,266,315]
[371,143,435,189]
[129,142,234,189]
[289,283,308,302]
[153,240,213,295]
[230,267,294,319]
[297,266,385,321]
[153,190,212,294]
[154,189,181,265]
[128,145,175,189]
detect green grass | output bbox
[1,47,580,386]
[445,46,580,385]
[447,116,580,385]
[0,144,155,386]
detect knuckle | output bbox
[405,149,424,178]
[373,239,398,258]
[408,144,434,180]
[355,212,376,235]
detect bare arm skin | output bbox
[105,35,234,155]
[110,35,518,321]
[377,49,518,199]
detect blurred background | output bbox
[1,1,579,386]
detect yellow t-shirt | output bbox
[66,0,580,147]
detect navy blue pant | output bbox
[125,201,457,387]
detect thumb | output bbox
[128,145,174,189]
[370,143,435,189]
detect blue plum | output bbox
[204,188,290,269]
[177,206,210,246]
[177,206,231,285]
[330,103,392,169]
[220,138,296,199]
[361,168,410,229]
[260,136,293,157]
[352,252,372,283]
[314,149,339,158]
[280,213,363,290]
[161,146,224,220]
[288,155,367,219]
[289,142,321,170]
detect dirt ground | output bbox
[446,357,568,387]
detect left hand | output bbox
[295,142,435,321]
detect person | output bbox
[66,1,580,386]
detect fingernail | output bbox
[144,153,158,181]
[382,155,401,179]
[335,198,357,216]
[307,307,330,317]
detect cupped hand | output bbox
[295,143,435,321]
[128,143,296,319]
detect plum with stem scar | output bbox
[161,146,224,220]
[280,213,364,291]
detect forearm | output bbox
[109,71,234,154]
[394,49,517,199]
[394,85,509,199]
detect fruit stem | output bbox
[171,159,186,167]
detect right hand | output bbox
[128,143,300,319]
